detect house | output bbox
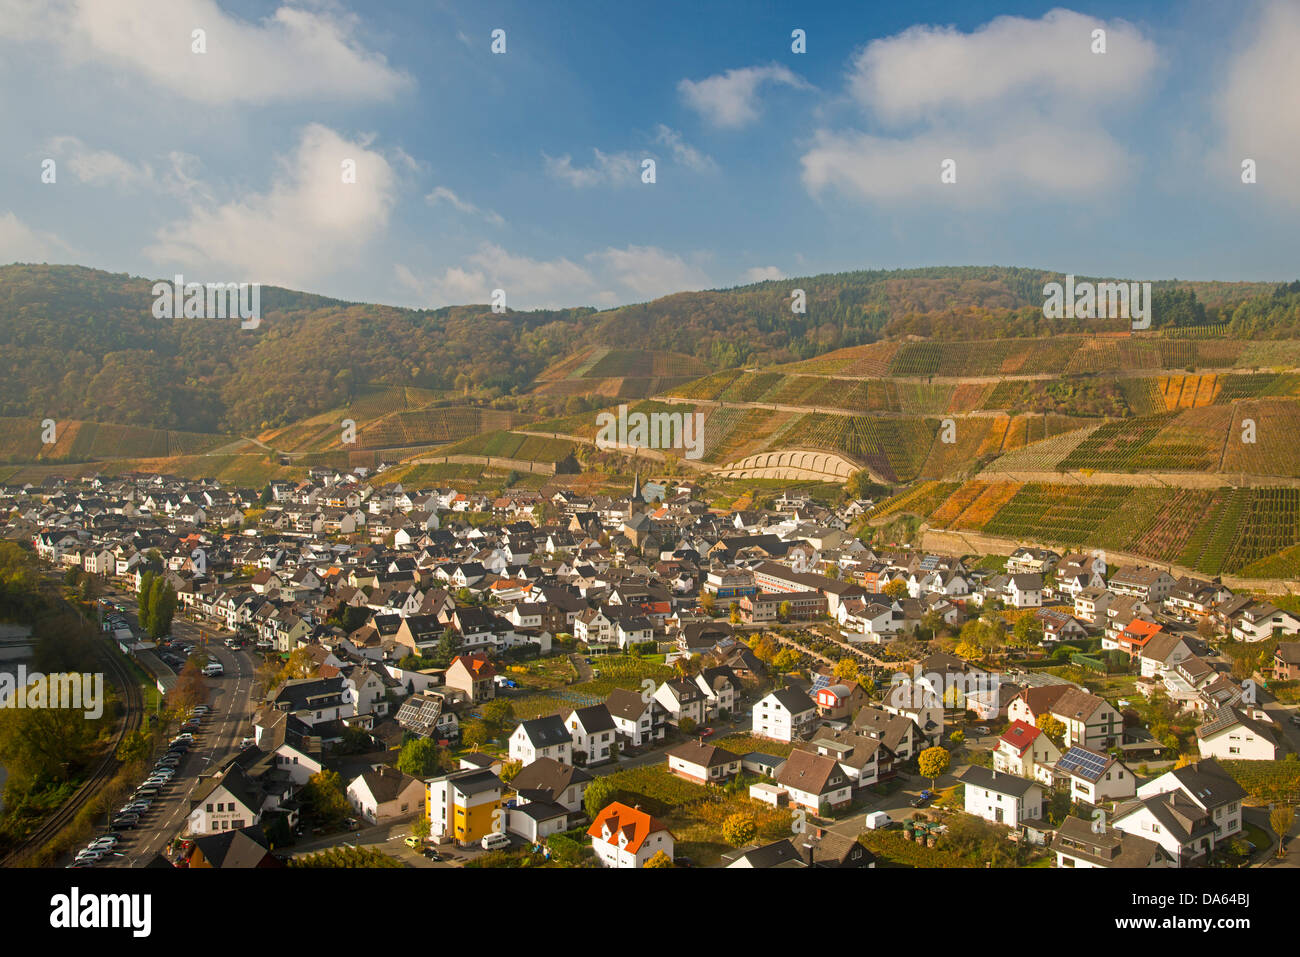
[814,680,870,720]
[803,725,891,790]
[653,678,706,728]
[1128,759,1248,858]
[853,705,926,761]
[1139,632,1196,678]
[427,768,503,846]
[444,653,496,702]
[1006,573,1043,609]
[564,704,618,766]
[666,740,741,785]
[960,765,1045,834]
[1195,706,1280,761]
[993,720,1061,784]
[1108,566,1176,603]
[1231,601,1300,642]
[1276,641,1300,680]
[346,765,424,825]
[509,715,573,766]
[724,838,807,868]
[187,764,261,836]
[794,827,876,868]
[1008,685,1121,751]
[587,801,674,868]
[1074,586,1112,625]
[753,687,817,743]
[693,666,739,719]
[507,758,591,842]
[1051,815,1171,869]
[605,688,668,748]
[187,826,284,869]
[773,748,853,814]
[1053,746,1137,804]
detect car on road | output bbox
[481,832,511,851]
[239,738,257,750]
[699,727,714,737]
[1290,714,1300,727]
[110,816,139,829]
[404,836,423,849]
[910,789,934,808]
[969,726,991,736]
[87,837,120,851]
[157,756,181,767]
[191,705,211,714]
[121,803,150,815]
[202,662,224,677]
[74,849,105,863]
[673,855,694,868]
[134,786,160,798]
[149,768,176,780]
[173,733,195,742]
[422,848,442,861]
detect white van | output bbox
[864,811,892,830]
[480,832,511,851]
[202,662,224,677]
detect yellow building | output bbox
[427,768,503,846]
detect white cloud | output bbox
[146,123,397,287]
[743,266,784,283]
[0,211,72,262]
[426,186,503,226]
[2,0,410,105]
[46,136,154,189]
[398,243,713,309]
[653,125,716,172]
[849,8,1158,123]
[678,64,811,128]
[543,149,641,188]
[803,9,1158,205]
[1212,1,1300,206]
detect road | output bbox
[94,585,260,867]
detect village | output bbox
[6,466,1300,870]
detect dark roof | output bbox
[510,756,592,801]
[191,825,282,868]
[517,714,572,748]
[960,764,1041,797]
[766,686,816,714]
[727,839,806,868]
[566,704,616,734]
[665,739,740,767]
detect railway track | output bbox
[1,635,145,867]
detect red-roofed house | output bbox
[1114,618,1163,659]
[587,801,675,868]
[993,719,1061,784]
[445,653,496,702]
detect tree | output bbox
[778,600,791,622]
[700,592,716,615]
[583,775,620,819]
[302,769,351,827]
[1035,714,1067,744]
[679,717,698,735]
[411,813,431,841]
[883,579,909,600]
[771,648,799,673]
[166,658,209,715]
[643,850,674,868]
[1012,615,1043,647]
[147,579,176,639]
[460,719,491,749]
[721,813,758,847]
[729,605,742,625]
[137,570,155,633]
[481,699,516,736]
[1270,805,1295,858]
[397,738,444,778]
[500,759,523,783]
[833,657,860,683]
[917,745,950,788]
[954,640,981,660]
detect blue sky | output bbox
[0,0,1296,309]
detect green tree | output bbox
[397,738,444,778]
[917,745,950,788]
[411,814,431,841]
[460,719,491,749]
[481,699,516,736]
[137,570,155,634]
[583,775,620,819]
[679,717,698,735]
[883,579,909,600]
[771,648,799,673]
[303,769,351,827]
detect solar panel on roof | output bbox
[1058,747,1108,779]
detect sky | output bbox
[0,0,1296,310]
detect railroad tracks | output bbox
[1,637,145,867]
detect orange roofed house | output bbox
[445,653,496,703]
[587,801,675,868]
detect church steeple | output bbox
[632,470,642,505]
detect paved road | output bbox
[93,587,259,867]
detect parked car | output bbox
[74,849,105,863]
[1290,714,1300,727]
[404,836,422,849]
[969,726,991,736]
[422,848,442,861]
[910,789,934,808]
[110,816,138,830]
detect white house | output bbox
[1053,746,1137,804]
[1195,706,1280,761]
[752,687,817,743]
[960,765,1044,834]
[587,801,674,868]
[509,715,572,766]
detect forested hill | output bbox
[0,262,1294,435]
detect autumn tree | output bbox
[833,657,860,683]
[883,579,909,600]
[721,813,758,847]
[1271,805,1295,858]
[917,746,950,788]
[643,850,673,868]
[1035,714,1067,744]
[303,769,351,827]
